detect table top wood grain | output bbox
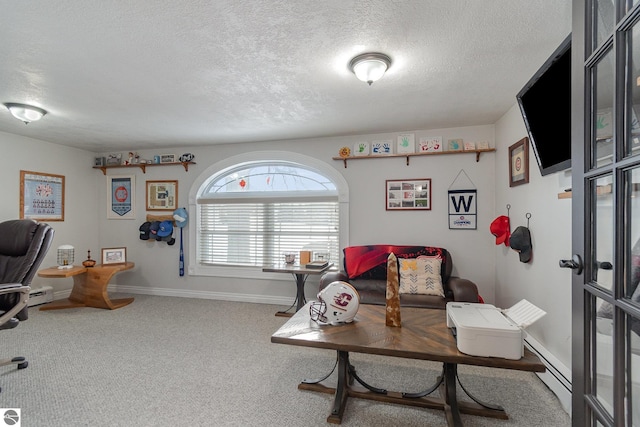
[272,303,545,372]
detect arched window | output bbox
[192,152,347,273]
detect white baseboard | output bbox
[52,284,294,306]
[524,335,572,415]
[110,284,295,306]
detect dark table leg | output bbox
[298,359,508,426]
[275,273,308,317]
[294,273,307,312]
[442,363,463,427]
[327,350,350,424]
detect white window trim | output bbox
[188,151,349,278]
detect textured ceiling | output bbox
[0,1,572,153]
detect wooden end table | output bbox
[262,262,333,317]
[37,262,135,310]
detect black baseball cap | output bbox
[510,226,532,263]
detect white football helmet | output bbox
[310,281,360,325]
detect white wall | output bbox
[0,131,100,289]
[494,104,573,369]
[92,125,498,305]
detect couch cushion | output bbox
[398,258,444,297]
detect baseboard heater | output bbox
[28,285,54,307]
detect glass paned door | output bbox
[574,0,640,425]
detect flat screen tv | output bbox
[516,34,571,176]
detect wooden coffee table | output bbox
[271,303,545,426]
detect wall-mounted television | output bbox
[516,34,571,176]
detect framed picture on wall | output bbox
[509,137,530,187]
[146,180,178,211]
[107,175,135,219]
[385,179,431,210]
[20,170,65,221]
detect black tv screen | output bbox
[516,34,571,176]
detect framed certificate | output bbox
[146,180,178,211]
[20,170,65,221]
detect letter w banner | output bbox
[448,189,477,229]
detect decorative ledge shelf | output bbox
[332,148,496,168]
[93,161,196,175]
[557,184,617,199]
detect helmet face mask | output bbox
[309,281,360,325]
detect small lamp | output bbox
[348,52,392,85]
[3,103,47,124]
[57,245,75,269]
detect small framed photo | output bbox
[160,154,176,164]
[106,153,122,166]
[447,139,463,151]
[396,133,415,154]
[101,247,127,265]
[353,142,369,156]
[371,140,392,155]
[146,180,178,211]
[386,179,431,211]
[94,157,105,167]
[418,136,443,153]
[509,137,530,187]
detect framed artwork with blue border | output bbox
[20,170,65,221]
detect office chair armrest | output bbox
[0,284,30,326]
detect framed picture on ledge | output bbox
[101,247,126,265]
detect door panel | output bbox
[593,49,615,169]
[594,175,615,291]
[574,1,640,425]
[594,294,615,417]
[594,0,615,49]
[627,168,640,300]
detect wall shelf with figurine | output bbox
[93,161,196,175]
[332,148,496,168]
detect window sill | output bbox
[189,264,290,281]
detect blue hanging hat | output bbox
[173,207,188,228]
[157,220,174,237]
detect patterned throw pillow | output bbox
[398,258,444,296]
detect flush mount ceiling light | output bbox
[348,52,392,85]
[3,103,48,124]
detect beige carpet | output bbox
[0,295,571,426]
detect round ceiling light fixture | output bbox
[348,52,392,86]
[3,103,48,124]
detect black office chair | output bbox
[0,219,54,393]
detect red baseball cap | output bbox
[490,215,511,246]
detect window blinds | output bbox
[198,201,339,267]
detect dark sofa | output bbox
[320,245,479,309]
